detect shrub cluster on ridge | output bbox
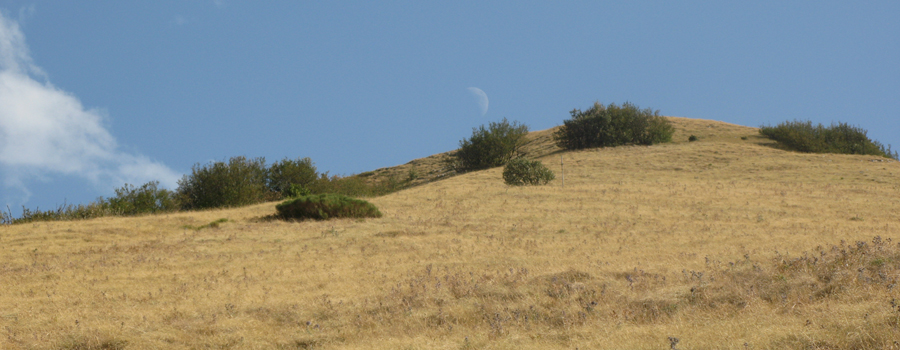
[448,118,529,172]
[759,119,897,159]
[553,101,674,150]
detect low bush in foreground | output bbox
[759,120,897,159]
[276,194,382,221]
[503,158,555,186]
[554,101,673,150]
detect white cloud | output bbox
[0,11,180,204]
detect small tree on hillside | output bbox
[107,181,179,215]
[450,118,530,172]
[177,156,269,210]
[268,157,318,198]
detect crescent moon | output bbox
[467,87,489,116]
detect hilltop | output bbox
[359,116,768,187]
[2,117,899,349]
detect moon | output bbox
[467,87,489,116]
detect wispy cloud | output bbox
[0,11,180,204]
[16,5,34,25]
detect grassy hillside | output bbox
[2,118,900,349]
[358,117,776,187]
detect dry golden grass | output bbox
[2,117,900,349]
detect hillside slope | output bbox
[359,117,772,187]
[2,118,899,349]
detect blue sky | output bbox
[1,1,898,213]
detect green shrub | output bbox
[267,157,318,198]
[503,158,555,186]
[177,156,270,210]
[107,181,179,215]
[3,180,179,224]
[7,201,110,224]
[553,102,673,150]
[276,194,382,220]
[759,120,897,159]
[286,184,312,198]
[688,135,698,142]
[450,118,529,172]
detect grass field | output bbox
[2,118,899,349]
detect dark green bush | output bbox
[450,118,529,172]
[276,194,382,221]
[503,158,555,186]
[177,156,270,210]
[553,102,673,150]
[759,120,897,159]
[107,181,179,215]
[688,135,698,142]
[267,157,318,198]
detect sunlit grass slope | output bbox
[2,118,900,349]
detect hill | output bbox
[2,118,899,349]
[358,117,774,187]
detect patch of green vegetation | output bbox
[268,157,319,197]
[502,158,555,186]
[553,101,674,150]
[759,120,897,159]
[2,181,179,225]
[276,194,382,221]
[448,118,529,172]
[177,156,270,210]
